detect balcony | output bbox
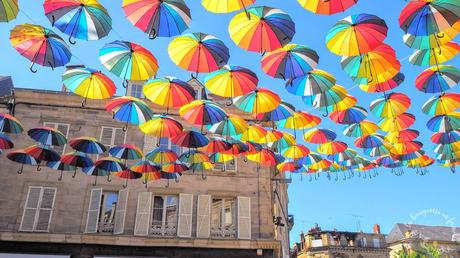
[98,221,114,233]
[150,223,177,237]
[211,225,237,239]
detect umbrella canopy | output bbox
[285,69,336,96]
[268,132,296,152]
[47,160,76,180]
[343,120,378,137]
[422,93,460,116]
[385,129,420,144]
[109,144,143,160]
[402,24,459,50]
[146,148,178,164]
[25,144,61,162]
[427,112,460,133]
[228,6,295,54]
[105,96,154,126]
[140,115,183,139]
[370,92,411,118]
[357,73,405,93]
[179,150,210,164]
[430,130,460,144]
[208,114,248,137]
[0,113,23,134]
[131,159,161,185]
[44,0,112,43]
[204,65,258,99]
[233,88,281,114]
[172,130,209,148]
[0,0,18,22]
[240,124,267,142]
[304,128,337,144]
[261,43,319,80]
[415,65,460,93]
[0,133,14,149]
[143,77,195,113]
[162,162,189,173]
[434,142,460,155]
[179,100,227,130]
[10,24,72,72]
[277,161,302,173]
[329,105,367,125]
[7,149,38,174]
[302,84,349,113]
[283,144,310,159]
[85,157,126,185]
[378,113,416,132]
[61,151,94,168]
[409,42,460,66]
[326,13,388,56]
[68,136,106,154]
[114,170,142,183]
[297,0,358,15]
[28,126,67,146]
[390,141,423,155]
[201,0,255,13]
[201,137,232,153]
[259,129,283,144]
[256,102,295,122]
[246,148,278,166]
[278,111,321,131]
[354,134,385,148]
[223,139,249,155]
[317,141,348,154]
[122,0,191,38]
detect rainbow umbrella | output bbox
[25,145,61,171]
[326,13,388,56]
[208,114,248,137]
[328,149,357,164]
[427,112,460,133]
[277,161,302,173]
[179,150,210,174]
[268,132,296,152]
[376,156,403,169]
[246,148,278,167]
[357,73,405,93]
[297,0,358,15]
[317,141,348,154]
[256,102,295,123]
[285,69,336,96]
[7,150,38,174]
[260,44,319,80]
[210,152,236,164]
[422,93,460,115]
[223,139,249,155]
[122,0,191,39]
[378,113,416,132]
[47,160,76,181]
[240,124,267,142]
[298,152,323,166]
[201,0,255,14]
[99,40,159,86]
[343,120,378,137]
[201,136,231,153]
[161,163,185,186]
[304,128,337,144]
[329,105,367,125]
[28,126,67,146]
[61,151,94,178]
[172,130,209,148]
[431,130,460,144]
[370,93,411,118]
[434,142,460,155]
[0,113,23,134]
[168,32,230,78]
[303,85,352,115]
[146,148,178,164]
[363,144,390,158]
[385,129,420,144]
[204,65,258,102]
[114,170,142,187]
[390,141,423,155]
[84,157,126,185]
[10,24,72,73]
[260,129,283,144]
[0,133,13,149]
[228,6,295,54]
[415,65,460,93]
[68,136,106,154]
[62,67,116,106]
[283,144,310,159]
[179,100,227,133]
[244,141,264,155]
[143,77,195,113]
[233,88,281,114]
[277,111,321,137]
[140,115,183,140]
[354,134,385,149]
[131,159,161,187]
[403,24,459,50]
[109,144,143,160]
[44,0,112,44]
[0,0,18,22]
[409,42,460,66]
[105,96,154,128]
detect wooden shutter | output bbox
[196,194,211,238]
[34,187,56,232]
[85,188,102,233]
[177,193,193,238]
[237,196,251,239]
[114,189,129,235]
[143,135,156,154]
[19,187,42,231]
[134,192,152,236]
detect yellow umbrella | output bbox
[201,0,255,13]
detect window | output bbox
[99,127,126,156]
[158,137,182,155]
[43,122,70,154]
[213,158,237,172]
[98,191,118,233]
[128,83,144,98]
[20,186,56,232]
[151,195,178,237]
[211,198,236,238]
[373,238,380,248]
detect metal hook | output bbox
[191,72,198,79]
[72,169,77,178]
[202,171,207,180]
[30,62,38,73]
[225,98,233,106]
[107,174,111,182]
[17,165,24,174]
[149,28,157,40]
[58,170,63,181]
[36,164,41,171]
[81,98,87,108]
[68,36,76,45]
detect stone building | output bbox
[0,77,292,258]
[292,224,389,258]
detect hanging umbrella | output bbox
[363,144,390,158]
[201,136,231,153]
[357,73,405,93]
[47,160,76,181]
[403,25,459,50]
[427,112,460,133]
[143,77,195,113]
[370,92,411,118]
[25,144,61,171]
[114,169,142,187]
[256,102,295,124]
[434,142,460,155]
[210,152,236,164]
[317,141,348,154]
[354,134,385,149]
[267,132,296,152]
[385,129,420,144]
[260,44,319,80]
[297,0,358,15]
[302,84,348,115]
[0,113,23,134]
[257,129,282,144]
[233,88,281,114]
[10,24,72,73]
[62,67,116,106]
[179,100,227,133]
[430,130,460,144]
[84,157,126,185]
[179,150,210,176]
[161,163,185,186]
[0,133,14,149]
[105,96,154,129]
[61,151,94,178]
[243,141,263,155]
[109,144,143,160]
[390,141,423,155]
[277,111,321,138]
[422,93,460,115]
[168,32,230,78]
[204,65,258,103]
[228,6,295,54]
[122,0,191,39]
[0,0,18,22]
[285,69,336,96]
[304,128,337,144]
[277,161,302,173]
[283,144,310,159]
[328,149,357,164]
[415,65,460,93]
[146,148,178,165]
[208,114,248,137]
[376,156,403,169]
[222,139,249,156]
[28,126,67,146]
[99,40,159,86]
[44,0,112,44]
[409,42,460,67]
[131,159,161,187]
[140,115,183,141]
[378,113,416,132]
[239,124,267,142]
[7,150,38,174]
[246,148,278,167]
[172,130,209,148]
[298,152,323,167]
[68,136,106,154]
[343,120,378,137]
[329,105,367,125]
[326,13,388,56]
[201,0,255,13]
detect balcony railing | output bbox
[150,223,177,237]
[98,221,114,233]
[211,225,236,239]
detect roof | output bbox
[387,223,460,243]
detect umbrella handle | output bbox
[202,171,207,180]
[58,170,63,181]
[225,98,233,106]
[68,36,76,45]
[260,50,267,56]
[93,175,98,186]
[123,178,128,188]
[149,28,157,40]
[107,174,112,182]
[191,72,198,79]
[30,62,38,73]
[221,166,225,172]
[36,164,41,171]
[437,32,445,38]
[122,79,128,88]
[451,166,456,174]
[51,15,55,26]
[165,179,170,188]
[17,165,24,174]
[122,124,128,132]
[243,157,248,163]
[175,177,180,183]
[322,109,329,117]
[278,73,286,80]
[81,98,87,107]
[72,169,77,178]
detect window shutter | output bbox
[237,196,251,239]
[143,135,156,154]
[114,128,126,146]
[177,193,193,238]
[20,187,42,231]
[34,187,56,232]
[114,189,129,235]
[134,192,152,236]
[85,188,102,233]
[196,194,211,238]
[100,127,114,146]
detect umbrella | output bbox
[430,130,460,144]
[246,148,278,167]
[415,65,460,93]
[7,150,38,174]
[179,150,210,176]
[434,142,460,155]
[354,134,385,149]
[122,0,191,39]
[140,115,183,141]
[172,130,209,148]
[131,159,161,187]
[326,13,388,56]
[403,25,459,50]
[62,67,116,106]
[422,93,460,115]
[409,42,460,67]
[370,92,411,118]
[256,102,295,124]
[105,96,154,129]
[240,124,267,142]
[343,120,378,137]
[317,141,348,154]
[168,32,230,78]
[233,88,281,114]
[114,169,142,187]
[297,0,358,15]
[357,73,405,93]
[10,24,72,73]
[0,0,18,22]
[285,69,336,96]
[201,0,255,14]
[143,77,195,113]
[268,132,296,152]
[179,100,227,133]
[61,151,94,178]
[283,144,310,159]
[47,160,76,181]
[201,137,231,153]
[329,105,367,125]
[99,40,159,86]
[208,114,248,137]
[277,161,302,173]
[28,126,67,146]
[0,113,23,134]
[228,6,295,54]
[277,111,321,138]
[85,157,126,185]
[304,128,337,144]
[44,0,112,44]
[363,144,390,158]
[0,132,14,149]
[109,144,143,160]
[390,141,423,155]
[259,129,283,144]
[204,65,258,103]
[146,148,178,165]
[385,129,420,144]
[328,149,357,164]
[302,84,348,115]
[378,113,416,132]
[210,152,236,164]
[25,145,61,171]
[260,43,319,80]
[68,136,106,154]
[427,112,460,133]
[244,141,263,155]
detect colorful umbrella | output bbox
[304,128,337,144]
[47,160,76,181]
[0,0,18,22]
[140,115,183,140]
[131,159,161,186]
[7,150,38,174]
[343,120,378,137]
[228,6,296,54]
[267,132,296,152]
[283,144,310,159]
[172,130,209,148]
[434,142,460,155]
[240,124,267,142]
[357,73,405,93]
[223,138,249,155]
[427,112,460,133]
[370,92,411,118]
[415,65,460,93]
[402,25,459,50]
[143,77,195,113]
[204,65,258,101]
[168,32,230,77]
[233,88,281,114]
[256,102,295,123]
[208,114,248,137]
[44,0,112,44]
[179,150,210,165]
[201,0,255,13]
[285,69,336,96]
[298,0,358,15]
[260,129,283,144]
[85,157,126,185]
[422,93,460,115]
[122,0,191,39]
[390,141,423,155]
[261,44,319,80]
[62,67,116,106]
[68,136,106,154]
[105,96,154,128]
[10,24,72,73]
[328,149,357,164]
[0,133,14,149]
[201,137,231,153]
[277,161,302,173]
[317,141,348,154]
[109,144,143,160]
[430,130,460,144]
[278,111,321,137]
[61,151,94,178]
[114,170,142,187]
[146,148,178,164]
[25,145,61,168]
[179,100,227,132]
[385,129,420,144]
[409,42,460,66]
[0,113,23,134]
[329,105,367,125]
[326,13,388,56]
[354,134,385,149]
[246,148,278,167]
[28,126,67,146]
[378,113,416,132]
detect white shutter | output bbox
[114,189,129,235]
[100,127,114,146]
[19,187,42,231]
[196,194,211,238]
[85,188,102,233]
[134,192,152,236]
[34,187,56,232]
[114,128,126,145]
[143,135,156,154]
[237,196,251,239]
[177,193,193,238]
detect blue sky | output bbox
[0,0,459,244]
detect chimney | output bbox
[373,224,381,234]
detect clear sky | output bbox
[0,0,459,246]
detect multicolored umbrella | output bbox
[379,113,416,132]
[140,115,183,140]
[285,69,336,96]
[208,114,248,137]
[422,93,460,115]
[131,159,161,186]
[10,24,72,73]
[370,93,411,118]
[246,148,278,167]
[297,0,358,15]
[268,132,296,151]
[179,100,227,132]
[283,144,310,159]
[114,169,142,187]
[256,102,295,123]
[172,130,209,148]
[357,73,405,93]
[427,112,460,133]
[47,160,76,181]
[68,136,106,154]
[61,151,94,177]
[233,88,281,114]
[430,130,460,144]
[390,141,423,155]
[385,129,420,144]
[179,150,210,166]
[44,0,112,44]
[7,150,38,174]
[85,157,126,185]
[409,42,460,67]
[25,145,61,170]
[354,134,385,149]
[0,0,18,22]
[434,142,460,155]
[143,77,195,113]
[329,105,367,125]
[238,124,266,143]
[0,133,14,149]
[0,113,23,134]
[122,0,191,39]
[228,6,296,54]
[260,129,283,144]
[317,141,348,154]
[201,137,231,154]
[278,111,321,137]
[260,44,319,80]
[105,96,154,128]
[28,126,67,146]
[146,148,178,164]
[402,25,459,50]
[277,161,302,173]
[304,128,337,144]
[343,120,378,137]
[201,0,255,14]
[109,144,143,160]
[415,65,460,93]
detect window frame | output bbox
[43,122,70,154]
[210,197,237,239]
[151,194,179,237]
[97,191,119,233]
[212,158,238,172]
[19,186,57,233]
[128,83,144,99]
[98,126,127,158]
